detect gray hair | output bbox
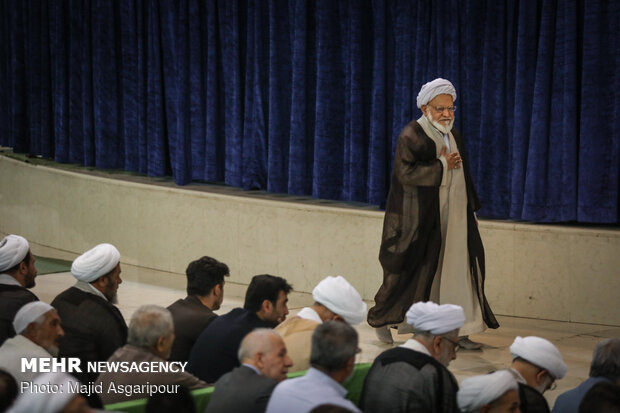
[590,338,620,380]
[237,328,279,362]
[310,321,358,372]
[127,305,174,348]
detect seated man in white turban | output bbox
[96,305,207,404]
[0,234,39,346]
[368,78,498,349]
[0,302,64,384]
[360,301,464,413]
[457,370,520,413]
[207,329,293,413]
[51,243,127,389]
[275,275,367,372]
[509,336,567,413]
[8,372,92,413]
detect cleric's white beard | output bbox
[425,110,454,134]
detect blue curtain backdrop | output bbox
[0,0,618,223]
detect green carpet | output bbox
[36,256,72,275]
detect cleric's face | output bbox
[423,94,455,131]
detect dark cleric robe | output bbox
[0,283,38,346]
[51,285,128,384]
[519,383,551,413]
[206,365,278,413]
[167,295,217,362]
[187,307,272,383]
[360,346,460,413]
[367,119,498,330]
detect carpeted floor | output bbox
[35,256,72,275]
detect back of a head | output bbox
[590,338,620,381]
[578,381,620,413]
[128,305,174,349]
[310,321,358,372]
[145,385,195,413]
[0,369,17,413]
[237,328,277,362]
[244,274,292,312]
[185,256,229,296]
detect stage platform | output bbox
[1,153,618,326]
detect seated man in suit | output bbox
[207,329,293,413]
[276,275,367,372]
[360,301,464,413]
[51,243,128,386]
[0,234,39,346]
[508,336,567,413]
[188,274,292,383]
[96,305,207,404]
[553,338,619,413]
[167,256,229,361]
[266,321,361,413]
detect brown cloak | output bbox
[367,120,499,329]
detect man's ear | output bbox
[155,335,167,353]
[254,352,265,370]
[431,336,443,356]
[535,369,549,384]
[213,283,222,298]
[261,299,273,313]
[18,260,28,274]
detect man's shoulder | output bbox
[275,316,319,336]
[221,366,277,388]
[168,297,216,321]
[0,334,48,356]
[0,284,38,300]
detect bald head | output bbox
[238,329,292,381]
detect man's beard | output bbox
[47,345,59,357]
[425,110,454,134]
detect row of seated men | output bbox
[0,234,618,413]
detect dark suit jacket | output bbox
[0,284,38,346]
[187,308,272,383]
[167,295,217,362]
[552,377,610,413]
[51,286,128,384]
[206,365,278,413]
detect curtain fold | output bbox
[0,0,618,223]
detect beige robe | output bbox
[275,316,320,373]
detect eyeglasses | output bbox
[441,336,460,352]
[429,105,457,113]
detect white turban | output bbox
[13,301,54,334]
[0,234,30,272]
[7,372,81,413]
[510,336,567,379]
[406,301,465,335]
[312,276,367,325]
[416,78,457,108]
[71,243,120,283]
[457,370,518,412]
